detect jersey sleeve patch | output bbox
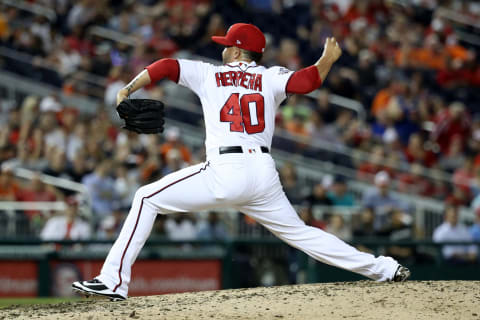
[278,67,291,75]
[267,66,295,104]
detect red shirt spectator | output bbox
[343,2,375,25]
[397,163,434,197]
[403,133,436,167]
[356,146,397,181]
[452,157,475,196]
[436,57,472,88]
[445,187,470,207]
[17,175,57,219]
[432,102,470,154]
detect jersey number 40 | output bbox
[220,93,265,134]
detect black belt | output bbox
[219,146,269,154]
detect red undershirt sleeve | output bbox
[145,58,180,83]
[286,65,322,94]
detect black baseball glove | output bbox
[116,99,165,134]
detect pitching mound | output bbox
[1,281,479,320]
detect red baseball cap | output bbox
[212,23,266,53]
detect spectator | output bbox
[433,205,477,264]
[403,133,436,167]
[276,38,301,70]
[2,142,46,171]
[67,150,90,183]
[352,207,376,239]
[327,175,355,206]
[17,173,58,220]
[66,0,99,30]
[160,127,192,164]
[151,214,168,238]
[279,162,302,205]
[304,175,333,209]
[43,148,71,180]
[285,113,310,139]
[39,110,65,154]
[445,185,470,207]
[0,9,8,39]
[362,171,410,231]
[470,207,480,242]
[299,207,326,230]
[97,206,125,240]
[104,67,131,108]
[452,156,475,197]
[322,110,354,147]
[438,134,466,173]
[51,38,82,77]
[39,95,62,114]
[197,212,229,240]
[376,209,415,262]
[161,148,185,177]
[40,196,91,241]
[281,95,312,124]
[89,42,114,77]
[431,102,470,155]
[109,8,138,34]
[65,115,86,162]
[351,207,376,254]
[371,81,395,117]
[356,145,385,181]
[82,160,117,221]
[397,162,433,197]
[325,214,351,241]
[165,214,197,241]
[315,89,336,124]
[0,165,20,201]
[114,164,139,209]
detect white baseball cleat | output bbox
[72,279,127,301]
[391,265,411,282]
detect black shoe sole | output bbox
[72,284,126,302]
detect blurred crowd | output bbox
[0,0,479,264]
[2,0,480,199]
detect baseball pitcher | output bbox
[73,23,410,301]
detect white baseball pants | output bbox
[97,146,399,297]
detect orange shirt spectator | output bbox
[446,44,469,62]
[0,12,8,39]
[285,117,310,138]
[160,127,192,164]
[371,88,392,117]
[0,168,20,200]
[409,47,446,70]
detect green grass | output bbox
[0,297,82,309]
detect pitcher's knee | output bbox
[134,186,152,201]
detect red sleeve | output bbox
[145,58,180,83]
[286,65,322,94]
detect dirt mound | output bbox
[1,281,479,320]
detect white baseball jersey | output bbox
[96,59,400,298]
[177,59,294,151]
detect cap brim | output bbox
[211,36,233,47]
